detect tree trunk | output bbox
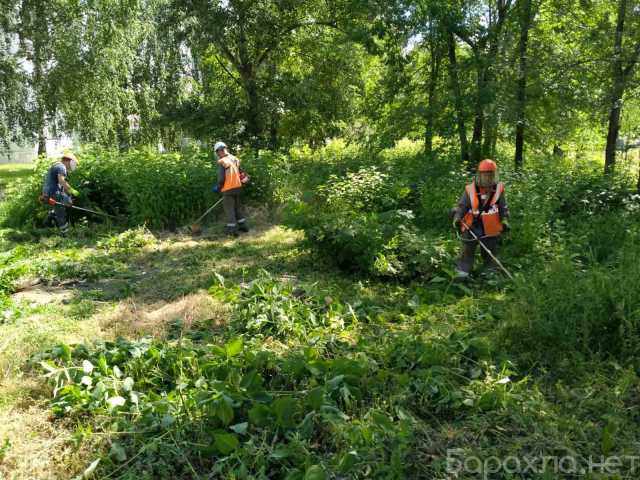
[604,0,627,175]
[514,0,533,170]
[447,31,469,164]
[33,33,47,156]
[425,43,441,157]
[471,54,484,165]
[268,61,278,151]
[482,108,497,158]
[241,71,261,152]
[269,112,278,151]
[37,128,46,156]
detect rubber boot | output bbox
[238,220,249,233]
[225,225,239,238]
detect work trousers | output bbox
[457,236,499,274]
[222,188,246,232]
[47,191,71,231]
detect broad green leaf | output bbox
[217,399,234,426]
[270,445,292,460]
[225,337,243,357]
[230,422,248,435]
[248,404,271,427]
[273,397,298,428]
[213,433,239,455]
[161,415,175,428]
[307,387,325,411]
[338,451,359,472]
[304,465,326,480]
[109,443,127,462]
[98,354,109,375]
[371,411,394,432]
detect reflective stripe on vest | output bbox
[220,156,242,192]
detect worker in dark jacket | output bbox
[452,159,509,279]
[41,152,80,232]
[214,142,248,236]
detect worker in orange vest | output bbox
[452,159,509,279]
[214,141,248,236]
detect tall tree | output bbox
[604,0,640,174]
[513,0,535,169]
[447,30,470,163]
[175,0,344,148]
[451,0,514,164]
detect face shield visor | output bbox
[477,171,497,188]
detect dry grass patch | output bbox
[101,292,227,338]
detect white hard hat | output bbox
[214,141,227,152]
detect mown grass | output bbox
[2,220,639,479]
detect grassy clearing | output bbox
[0,209,335,478]
[0,164,34,200]
[0,163,33,183]
[1,219,639,478]
[1,146,640,479]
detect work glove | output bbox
[452,218,461,230]
[212,184,221,193]
[502,221,511,233]
[69,187,80,197]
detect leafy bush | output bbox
[234,271,345,340]
[500,241,640,371]
[286,164,455,278]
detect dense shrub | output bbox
[285,164,456,278]
[0,146,279,230]
[500,240,640,370]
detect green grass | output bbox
[1,145,640,479]
[0,163,34,188]
[1,219,638,479]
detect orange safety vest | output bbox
[461,182,505,237]
[219,155,242,192]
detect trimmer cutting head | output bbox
[189,223,202,235]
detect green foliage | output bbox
[501,241,640,371]
[96,227,158,253]
[0,147,277,229]
[286,159,457,278]
[36,271,526,478]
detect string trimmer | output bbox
[183,197,224,235]
[460,219,514,280]
[46,197,116,219]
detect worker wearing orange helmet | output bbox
[451,159,510,279]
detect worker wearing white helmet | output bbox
[213,142,249,236]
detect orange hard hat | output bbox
[478,159,497,172]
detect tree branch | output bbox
[256,20,339,67]
[213,54,243,88]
